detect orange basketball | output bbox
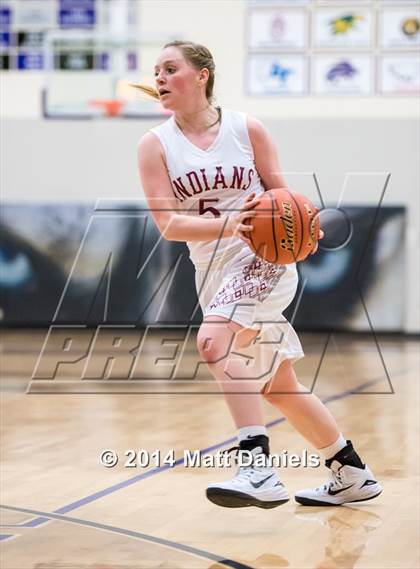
[246,188,320,265]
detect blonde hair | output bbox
[131,40,215,103]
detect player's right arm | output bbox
[137,132,258,242]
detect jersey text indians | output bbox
[171,165,255,202]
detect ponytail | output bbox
[130,83,160,100]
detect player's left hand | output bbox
[311,229,324,254]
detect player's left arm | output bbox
[247,115,323,250]
[247,116,288,191]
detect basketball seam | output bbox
[286,189,303,262]
[268,191,279,264]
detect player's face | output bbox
[154,47,202,110]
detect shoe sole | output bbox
[206,488,289,509]
[295,489,382,507]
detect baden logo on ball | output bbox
[245,188,321,265]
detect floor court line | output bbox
[0,504,254,569]
[2,368,406,533]
[0,534,17,542]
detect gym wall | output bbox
[1,0,419,332]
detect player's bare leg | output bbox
[197,315,289,508]
[262,360,382,506]
[262,359,340,448]
[197,316,266,427]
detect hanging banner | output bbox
[380,55,420,94]
[17,52,44,70]
[55,50,95,70]
[313,54,373,95]
[0,6,12,28]
[59,0,96,29]
[248,8,308,50]
[14,1,55,28]
[247,54,307,95]
[0,31,11,47]
[314,7,373,48]
[380,7,420,48]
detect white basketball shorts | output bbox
[194,246,304,386]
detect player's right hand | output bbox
[226,192,260,244]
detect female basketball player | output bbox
[136,41,382,508]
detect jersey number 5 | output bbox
[199,198,221,218]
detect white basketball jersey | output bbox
[150,109,265,268]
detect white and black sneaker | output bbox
[295,441,382,507]
[206,435,289,509]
